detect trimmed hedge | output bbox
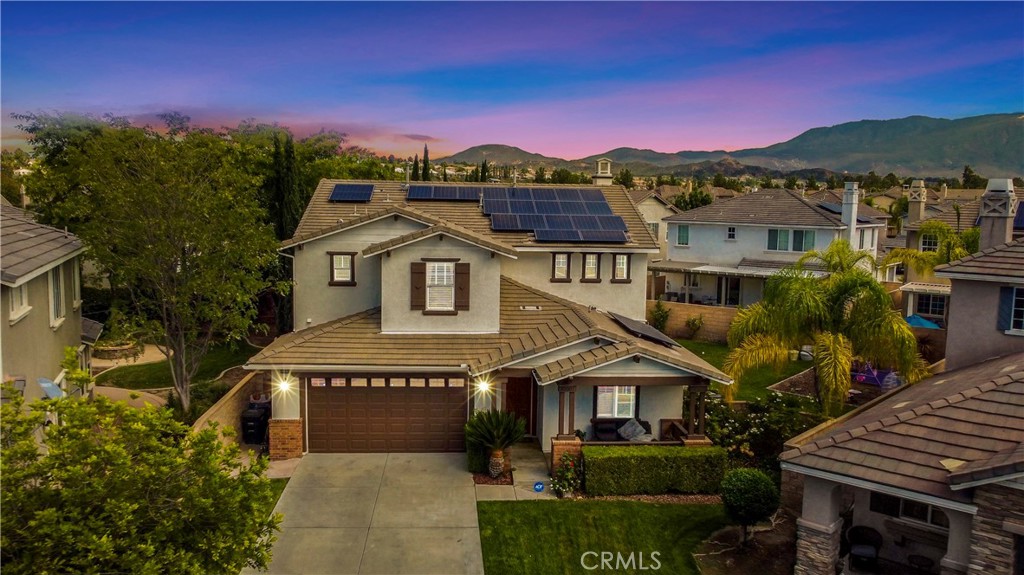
[582,445,727,496]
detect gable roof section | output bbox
[246,277,730,383]
[934,239,1024,283]
[291,179,659,250]
[663,189,881,228]
[362,222,518,259]
[628,189,681,213]
[782,352,1024,502]
[1,205,84,286]
[281,204,440,249]
[533,342,634,383]
[948,442,1024,488]
[905,190,1024,233]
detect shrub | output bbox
[720,468,779,544]
[582,445,726,496]
[166,380,232,425]
[685,314,704,337]
[467,443,489,474]
[649,300,670,332]
[550,451,582,497]
[464,409,526,451]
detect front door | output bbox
[505,377,537,436]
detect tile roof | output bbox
[628,189,681,212]
[82,318,104,345]
[281,204,441,248]
[783,352,1024,501]
[0,205,84,286]
[362,223,518,259]
[904,190,1024,232]
[804,190,890,220]
[246,277,730,384]
[663,189,884,228]
[534,342,634,383]
[290,180,659,251]
[934,239,1024,282]
[948,442,1024,487]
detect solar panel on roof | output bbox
[517,214,548,230]
[543,215,574,229]
[534,201,563,214]
[578,230,629,243]
[406,185,479,201]
[560,202,588,214]
[481,198,509,215]
[485,185,628,243]
[597,216,629,231]
[329,183,374,202]
[585,202,614,215]
[532,188,559,201]
[534,229,582,242]
[818,202,843,214]
[508,200,536,214]
[608,311,680,348]
[578,189,606,202]
[490,214,522,231]
[506,188,533,200]
[570,215,600,230]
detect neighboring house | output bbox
[245,180,730,459]
[628,188,680,259]
[654,184,885,307]
[0,203,99,401]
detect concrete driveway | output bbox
[248,453,484,575]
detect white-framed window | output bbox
[426,261,455,311]
[676,225,690,246]
[612,254,630,281]
[646,222,659,239]
[793,229,816,251]
[329,253,355,285]
[48,267,65,328]
[596,386,636,418]
[726,227,736,240]
[552,253,570,281]
[884,264,903,283]
[915,294,946,318]
[72,261,81,309]
[8,284,30,323]
[767,229,790,251]
[1012,287,1024,331]
[858,228,867,249]
[920,234,939,252]
[582,253,600,281]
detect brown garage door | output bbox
[307,377,467,453]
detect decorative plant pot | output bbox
[488,449,505,478]
[93,341,143,360]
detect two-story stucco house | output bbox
[1,202,100,401]
[654,184,886,307]
[245,180,730,459]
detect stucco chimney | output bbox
[591,158,614,186]
[908,179,927,224]
[841,182,859,246]
[978,178,1017,250]
[940,183,948,199]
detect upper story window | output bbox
[551,253,571,283]
[768,229,815,252]
[72,261,82,309]
[676,225,690,246]
[767,229,790,251]
[596,385,636,418]
[920,234,938,252]
[426,261,455,311]
[328,252,356,286]
[582,253,601,283]
[612,254,631,283]
[647,222,660,240]
[858,228,867,249]
[793,229,815,251]
[49,267,65,328]
[999,286,1024,333]
[727,227,736,240]
[9,284,30,323]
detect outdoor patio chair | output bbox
[847,526,883,572]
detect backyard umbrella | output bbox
[905,314,941,329]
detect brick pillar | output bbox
[794,518,841,575]
[550,437,582,473]
[269,418,303,460]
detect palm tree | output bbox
[883,220,979,277]
[797,238,876,273]
[724,241,928,416]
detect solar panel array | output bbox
[818,201,873,223]
[483,187,629,243]
[608,311,681,348]
[329,183,374,202]
[407,185,482,201]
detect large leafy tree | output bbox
[63,127,278,412]
[724,240,928,416]
[613,168,635,189]
[1,390,280,574]
[883,219,979,278]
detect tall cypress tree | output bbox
[422,144,431,181]
[411,155,420,182]
[442,163,448,182]
[480,159,490,182]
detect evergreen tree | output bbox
[480,159,490,182]
[784,176,799,189]
[442,162,448,182]
[534,166,547,183]
[421,145,431,181]
[760,174,774,188]
[411,155,420,181]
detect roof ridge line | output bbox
[935,238,1024,271]
[253,307,380,359]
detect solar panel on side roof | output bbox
[509,200,536,214]
[544,215,574,229]
[490,214,522,231]
[570,215,601,230]
[482,188,508,202]
[481,198,509,215]
[584,202,614,215]
[534,229,582,242]
[596,216,628,231]
[557,188,583,202]
[405,185,434,200]
[506,188,533,201]
[534,201,563,214]
[578,230,628,243]
[819,202,843,214]
[532,188,559,201]
[517,214,547,230]
[578,189,606,202]
[329,183,374,202]
[457,188,480,201]
[561,202,588,214]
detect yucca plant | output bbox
[464,410,526,478]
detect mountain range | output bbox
[438,113,1023,179]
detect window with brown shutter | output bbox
[410,262,426,310]
[454,263,470,310]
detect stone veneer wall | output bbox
[645,300,738,343]
[967,483,1024,575]
[794,518,841,575]
[269,419,303,460]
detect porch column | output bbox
[794,476,843,575]
[556,383,576,439]
[686,382,708,439]
[940,510,972,575]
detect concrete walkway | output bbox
[248,453,483,575]
[92,386,167,408]
[474,442,556,501]
[91,344,168,373]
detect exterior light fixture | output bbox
[474,378,492,393]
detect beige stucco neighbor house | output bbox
[627,188,680,259]
[245,180,730,459]
[1,202,99,401]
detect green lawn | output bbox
[478,501,727,575]
[678,339,812,402]
[96,343,259,390]
[266,478,288,517]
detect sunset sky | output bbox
[2,1,1022,159]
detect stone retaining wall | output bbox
[645,300,738,343]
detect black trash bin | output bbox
[241,408,269,445]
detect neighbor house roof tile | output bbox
[1,205,84,285]
[934,239,1024,282]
